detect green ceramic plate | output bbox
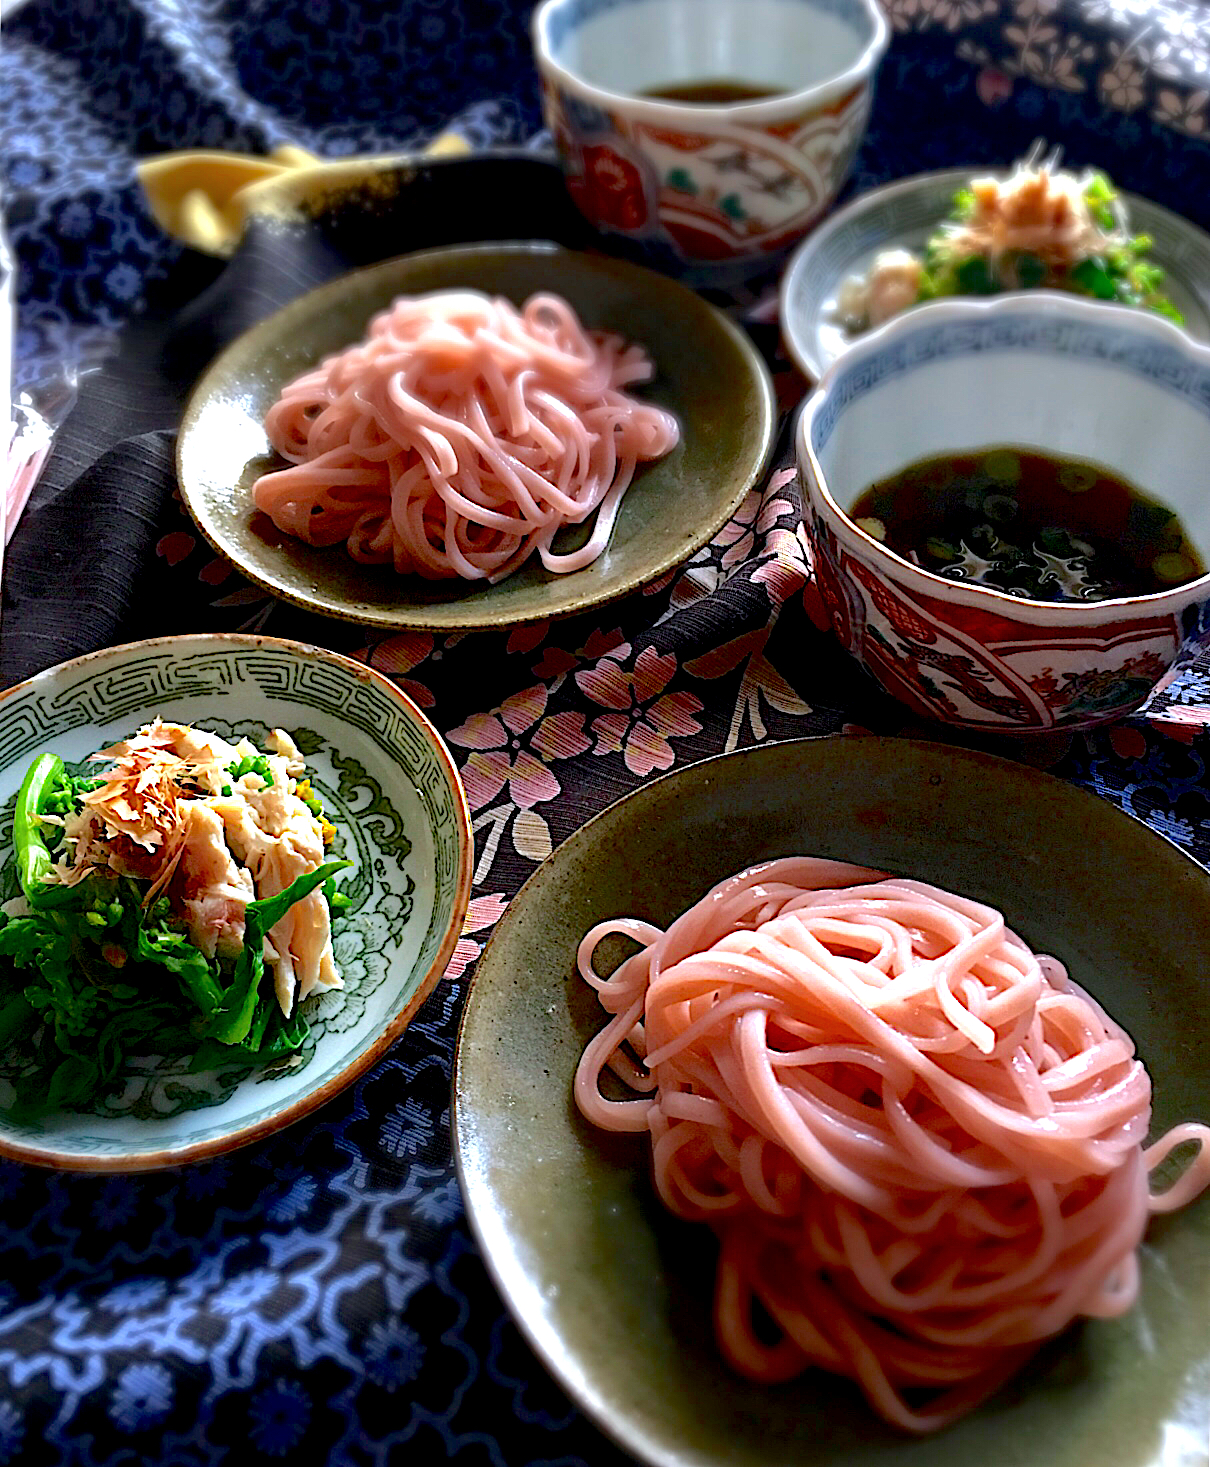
[0,634,472,1171]
[452,736,1210,1467]
[177,242,775,631]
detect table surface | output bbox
[3,3,1210,1465]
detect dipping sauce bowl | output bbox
[796,293,1210,731]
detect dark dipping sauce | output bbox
[848,447,1204,603]
[641,80,783,103]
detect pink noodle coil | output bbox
[251,291,680,582]
[573,857,1210,1434]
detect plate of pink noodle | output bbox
[452,735,1210,1467]
[177,243,774,630]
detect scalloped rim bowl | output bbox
[796,292,1210,730]
[0,634,472,1171]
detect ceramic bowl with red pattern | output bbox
[796,293,1210,732]
[531,0,888,283]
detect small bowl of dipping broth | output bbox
[796,292,1210,732]
[532,0,889,283]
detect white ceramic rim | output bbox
[531,0,889,122]
[0,632,475,1173]
[796,290,1210,621]
[777,166,1210,382]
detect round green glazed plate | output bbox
[0,634,472,1171]
[178,242,775,631]
[453,735,1210,1467]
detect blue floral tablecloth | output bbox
[3,3,1210,1465]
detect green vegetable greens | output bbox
[913,170,1182,323]
[0,748,350,1116]
[227,752,275,787]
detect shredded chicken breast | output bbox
[948,164,1101,272]
[47,719,341,1016]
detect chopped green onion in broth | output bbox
[848,447,1204,603]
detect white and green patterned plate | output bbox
[781,167,1210,381]
[0,634,472,1171]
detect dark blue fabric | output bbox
[3,0,541,390]
[4,6,1210,1466]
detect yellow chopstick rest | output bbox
[136,133,470,256]
[137,145,319,255]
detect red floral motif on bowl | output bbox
[571,141,651,234]
[807,513,1185,731]
[541,81,873,267]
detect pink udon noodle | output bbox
[252,290,680,582]
[574,857,1210,1433]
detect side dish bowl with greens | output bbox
[0,720,352,1115]
[837,154,1183,331]
[0,633,473,1172]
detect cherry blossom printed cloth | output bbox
[3,3,1210,1466]
[885,0,1210,144]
